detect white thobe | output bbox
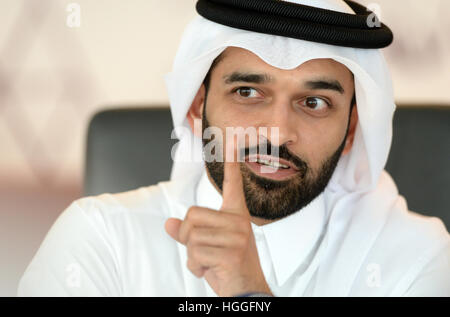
[17,168,450,296]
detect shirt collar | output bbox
[195,168,328,287]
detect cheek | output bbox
[205,95,232,127]
[209,92,262,128]
[297,118,347,170]
[207,103,258,140]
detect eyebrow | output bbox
[223,71,345,94]
[223,72,274,85]
[303,78,345,94]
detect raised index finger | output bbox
[220,135,248,215]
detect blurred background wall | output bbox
[0,0,449,296]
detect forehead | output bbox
[215,46,353,80]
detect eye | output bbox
[234,87,260,98]
[299,97,330,111]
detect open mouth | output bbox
[244,154,300,181]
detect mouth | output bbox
[244,154,300,181]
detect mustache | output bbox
[241,141,308,176]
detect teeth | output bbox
[256,158,290,169]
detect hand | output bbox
[165,138,272,297]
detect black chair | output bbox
[385,106,449,229]
[84,106,177,196]
[84,105,449,230]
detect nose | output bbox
[263,99,299,148]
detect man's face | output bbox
[197,47,356,224]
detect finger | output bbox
[164,218,182,243]
[186,258,207,278]
[221,135,248,215]
[178,207,236,245]
[177,217,193,245]
[183,207,237,229]
[187,244,231,269]
[188,227,246,248]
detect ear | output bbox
[342,104,358,156]
[187,84,206,138]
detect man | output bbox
[18,0,450,296]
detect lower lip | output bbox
[245,161,299,181]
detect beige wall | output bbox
[0,0,198,187]
[0,0,449,296]
[359,0,450,104]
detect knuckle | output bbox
[186,259,202,277]
[187,245,194,260]
[185,207,197,221]
[189,228,200,244]
[179,222,191,244]
[186,258,193,269]
[188,244,201,261]
[186,258,196,270]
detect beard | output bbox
[201,102,350,222]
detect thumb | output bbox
[165,218,182,242]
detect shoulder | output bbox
[67,181,177,243]
[365,197,450,295]
[76,182,168,217]
[18,179,190,296]
[74,169,200,223]
[25,180,184,270]
[381,199,450,254]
